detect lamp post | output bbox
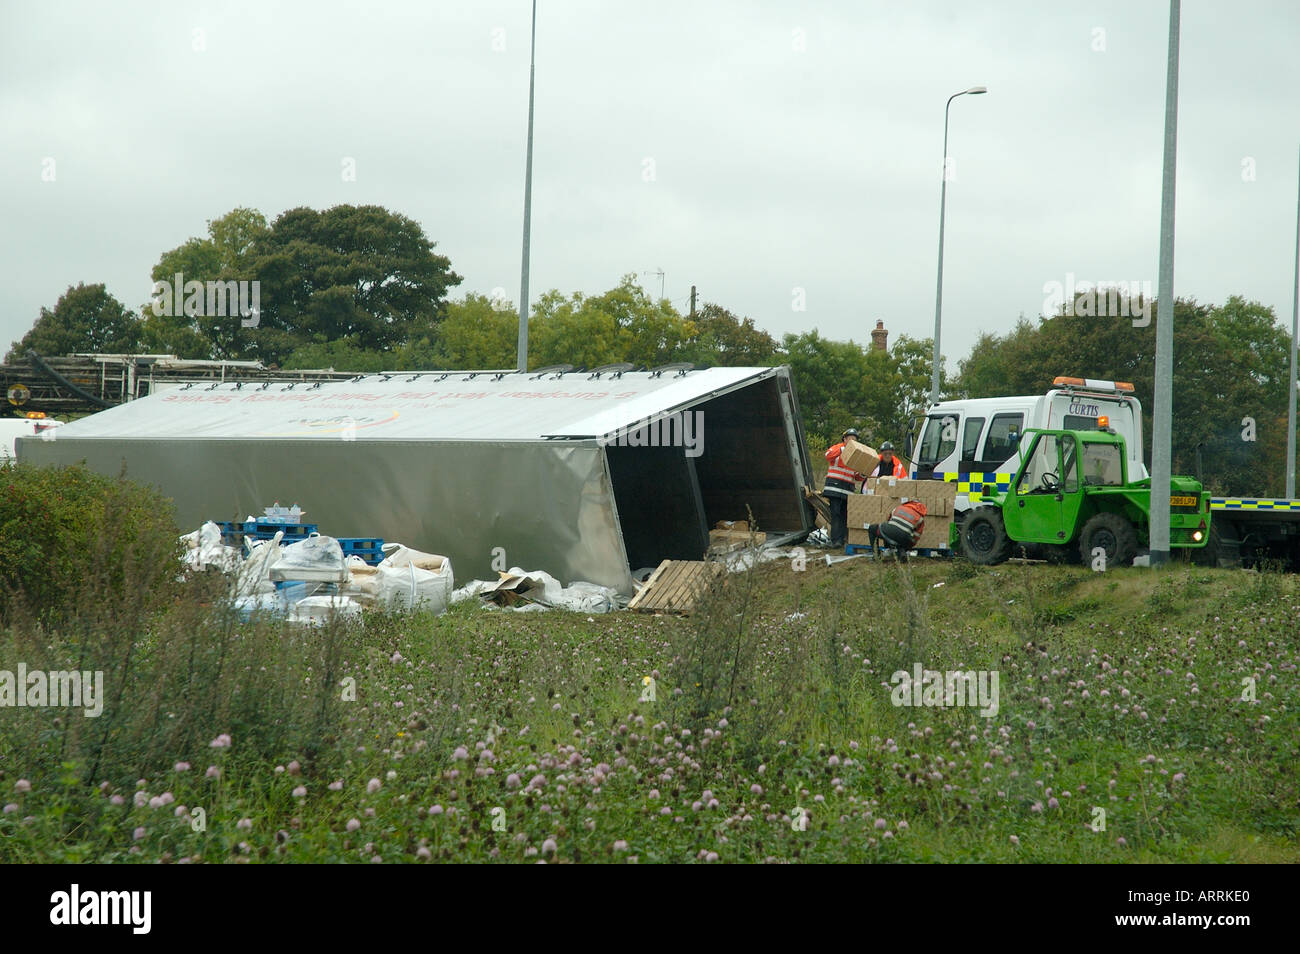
[1148,0,1181,565]
[1287,143,1299,499]
[516,0,538,372]
[929,86,987,406]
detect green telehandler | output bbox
[958,427,1211,567]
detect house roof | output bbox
[45,366,776,442]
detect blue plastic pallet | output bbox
[845,544,950,558]
[244,521,319,539]
[337,537,385,565]
[215,520,319,546]
[338,537,383,550]
[211,522,384,564]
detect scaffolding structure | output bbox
[2,353,358,417]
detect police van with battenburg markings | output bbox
[907,376,1145,511]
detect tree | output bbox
[147,205,462,365]
[250,205,461,363]
[953,294,1293,496]
[859,334,934,443]
[434,293,518,368]
[529,289,627,370]
[780,331,871,445]
[143,208,268,359]
[525,275,696,370]
[780,330,937,449]
[680,302,778,367]
[6,283,140,362]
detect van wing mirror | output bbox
[904,429,914,457]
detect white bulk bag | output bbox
[375,544,453,613]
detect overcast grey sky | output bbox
[2,0,1297,367]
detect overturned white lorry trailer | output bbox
[19,366,814,594]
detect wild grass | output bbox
[1,540,1297,862]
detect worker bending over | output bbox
[866,499,927,563]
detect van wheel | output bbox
[1078,512,1137,567]
[961,510,1012,565]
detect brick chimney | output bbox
[871,319,888,352]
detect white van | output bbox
[1,415,65,462]
[906,377,1146,517]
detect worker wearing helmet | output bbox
[823,427,867,547]
[868,441,907,479]
[866,499,927,563]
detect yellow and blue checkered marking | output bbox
[1211,498,1300,511]
[920,472,1015,502]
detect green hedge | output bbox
[0,462,183,623]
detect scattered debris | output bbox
[180,522,454,622]
[452,568,622,613]
[708,528,768,554]
[714,519,751,531]
[180,521,241,573]
[718,546,785,573]
[803,486,831,527]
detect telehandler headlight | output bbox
[1192,530,1204,543]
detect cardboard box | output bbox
[840,439,879,476]
[847,494,893,527]
[868,477,956,500]
[844,499,954,551]
[847,518,952,551]
[916,519,952,550]
[708,529,766,553]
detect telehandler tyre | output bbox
[1078,511,1138,568]
[961,509,1012,565]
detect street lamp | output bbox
[517,0,539,372]
[929,85,987,406]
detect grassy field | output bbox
[1,553,1297,863]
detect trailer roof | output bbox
[43,366,777,442]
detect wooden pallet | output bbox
[628,560,725,614]
[803,485,831,524]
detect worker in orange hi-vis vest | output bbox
[866,499,927,563]
[824,427,867,547]
[867,441,907,479]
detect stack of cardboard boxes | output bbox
[845,477,956,551]
[708,520,767,554]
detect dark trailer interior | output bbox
[606,373,812,572]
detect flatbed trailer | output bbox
[1198,498,1300,569]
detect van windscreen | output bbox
[917,414,957,464]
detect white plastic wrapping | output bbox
[374,544,454,613]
